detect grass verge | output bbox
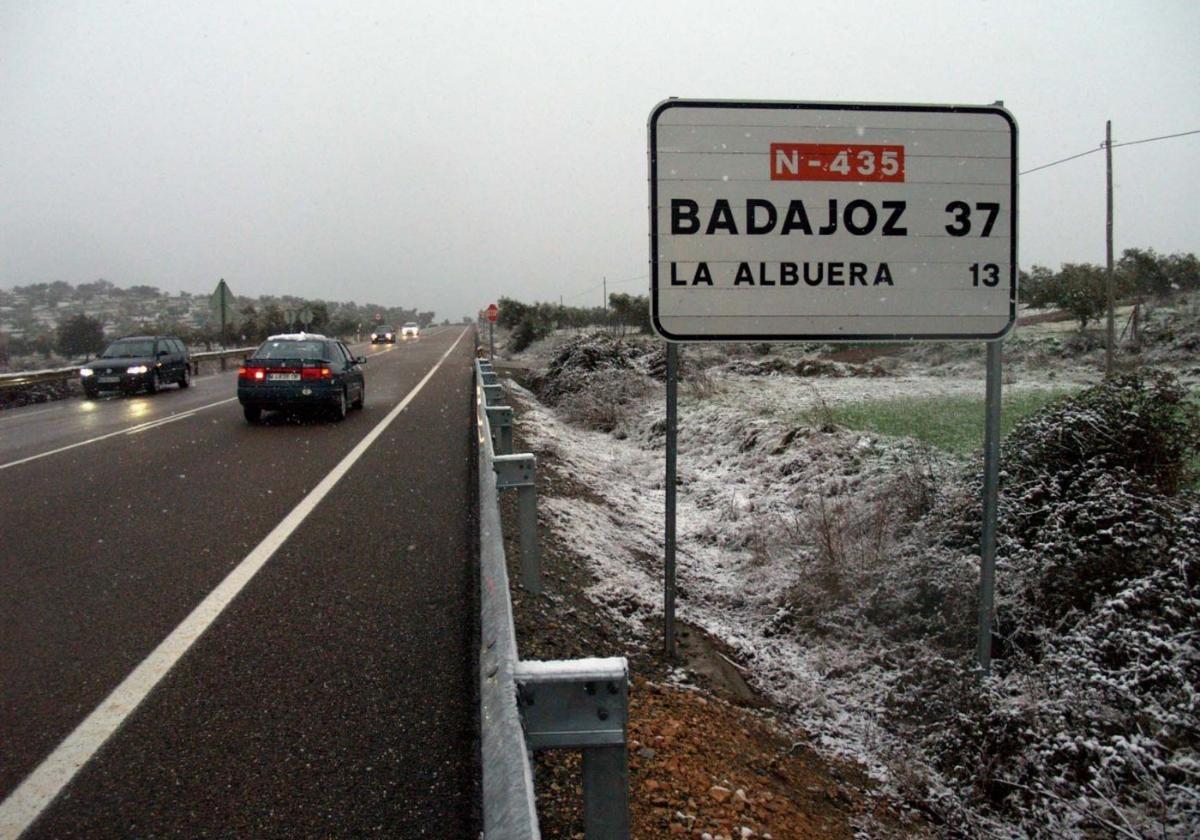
[805,388,1076,454]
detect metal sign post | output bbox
[648,98,1018,670]
[664,343,678,658]
[976,341,1002,673]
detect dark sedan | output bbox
[370,325,396,344]
[237,333,366,423]
[80,336,191,398]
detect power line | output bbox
[1021,146,1103,175]
[608,273,648,286]
[1021,127,1200,175]
[1112,128,1200,149]
[560,273,648,304]
[561,280,604,303]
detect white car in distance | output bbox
[401,322,420,339]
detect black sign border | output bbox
[648,99,1019,342]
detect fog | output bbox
[2,0,1197,319]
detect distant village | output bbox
[0,280,219,341]
[0,279,442,369]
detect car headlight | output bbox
[385,333,393,339]
[80,367,94,377]
[127,365,148,374]
[371,333,378,339]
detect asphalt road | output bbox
[0,327,480,837]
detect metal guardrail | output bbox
[475,357,630,840]
[0,347,257,391]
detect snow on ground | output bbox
[504,305,1200,832]
[510,372,971,777]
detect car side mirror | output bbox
[355,356,367,364]
[157,350,169,357]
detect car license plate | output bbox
[268,373,300,381]
[98,376,120,383]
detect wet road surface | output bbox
[0,327,479,838]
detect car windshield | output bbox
[253,340,330,361]
[375,325,394,332]
[101,340,155,358]
[404,323,418,328]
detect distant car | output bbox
[237,333,366,423]
[370,325,396,344]
[401,322,420,339]
[80,335,191,398]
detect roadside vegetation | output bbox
[793,389,1074,454]
[495,271,1200,835]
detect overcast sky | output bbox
[2,0,1197,320]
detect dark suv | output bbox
[237,333,366,423]
[81,336,191,398]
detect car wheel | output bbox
[84,387,98,400]
[352,382,364,410]
[243,405,262,424]
[179,366,191,389]
[331,388,348,421]
[145,370,159,394]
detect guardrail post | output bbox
[583,746,631,839]
[484,383,503,406]
[494,454,540,594]
[515,659,631,840]
[486,405,514,455]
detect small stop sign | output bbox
[486,303,499,323]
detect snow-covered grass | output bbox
[508,330,1200,837]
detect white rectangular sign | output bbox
[648,100,1018,341]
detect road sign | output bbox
[486,303,499,323]
[209,279,237,343]
[649,100,1018,341]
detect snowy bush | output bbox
[1004,370,1197,495]
[886,371,1200,834]
[896,513,1200,836]
[557,369,652,435]
[531,333,639,405]
[531,334,654,433]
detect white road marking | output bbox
[0,328,470,839]
[122,411,199,435]
[0,399,238,472]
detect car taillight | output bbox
[301,367,332,380]
[238,367,266,381]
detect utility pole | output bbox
[1105,120,1115,377]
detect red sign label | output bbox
[486,304,499,323]
[770,143,905,182]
